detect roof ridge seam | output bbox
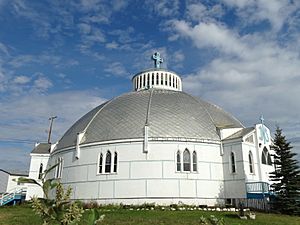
[145,89,154,125]
[184,92,216,127]
[82,94,127,133]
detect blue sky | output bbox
[1,0,300,172]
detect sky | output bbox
[0,0,300,172]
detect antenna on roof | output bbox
[48,116,57,144]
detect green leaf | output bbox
[16,177,42,187]
[44,163,59,176]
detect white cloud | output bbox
[222,0,300,32]
[169,20,246,56]
[173,50,185,63]
[146,0,180,17]
[168,15,300,138]
[106,41,119,49]
[104,62,127,77]
[186,2,224,22]
[78,23,92,34]
[13,75,31,84]
[0,91,106,143]
[0,42,9,56]
[33,75,53,91]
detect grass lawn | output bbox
[0,204,299,225]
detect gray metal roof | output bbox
[56,89,243,150]
[224,127,255,140]
[0,169,28,176]
[31,143,51,154]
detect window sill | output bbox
[96,172,118,176]
[175,171,198,174]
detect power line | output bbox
[0,138,37,144]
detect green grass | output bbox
[0,204,299,225]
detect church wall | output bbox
[26,154,49,200]
[48,140,225,206]
[222,142,247,198]
[252,125,275,184]
[6,175,25,192]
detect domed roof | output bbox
[55,89,243,151]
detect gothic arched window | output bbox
[183,149,191,172]
[38,163,43,179]
[105,151,111,173]
[113,152,118,173]
[55,157,63,178]
[98,153,103,174]
[192,151,197,172]
[249,151,254,174]
[231,152,236,173]
[176,151,181,172]
[262,147,272,165]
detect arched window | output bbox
[152,73,154,85]
[156,73,159,85]
[147,74,150,87]
[192,151,197,172]
[113,152,118,173]
[105,151,111,173]
[161,73,163,85]
[249,151,254,174]
[262,149,267,164]
[38,163,43,179]
[165,74,168,85]
[262,147,272,165]
[267,152,272,165]
[176,151,181,172]
[183,149,191,171]
[98,153,103,174]
[56,157,63,178]
[231,152,236,173]
[139,76,142,88]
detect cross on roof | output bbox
[152,52,163,68]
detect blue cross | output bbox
[152,52,163,68]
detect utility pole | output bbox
[48,116,57,144]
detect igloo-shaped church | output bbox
[27,53,275,206]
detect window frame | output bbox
[113,152,118,173]
[98,153,103,174]
[97,151,118,175]
[230,152,236,174]
[55,157,63,179]
[183,148,191,172]
[176,150,181,172]
[192,151,197,172]
[38,163,43,180]
[262,147,272,165]
[105,151,112,173]
[248,151,254,174]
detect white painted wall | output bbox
[0,171,26,194]
[42,124,276,205]
[26,153,50,200]
[48,141,225,206]
[6,175,26,192]
[222,142,247,199]
[0,171,9,193]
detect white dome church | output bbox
[27,53,275,206]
